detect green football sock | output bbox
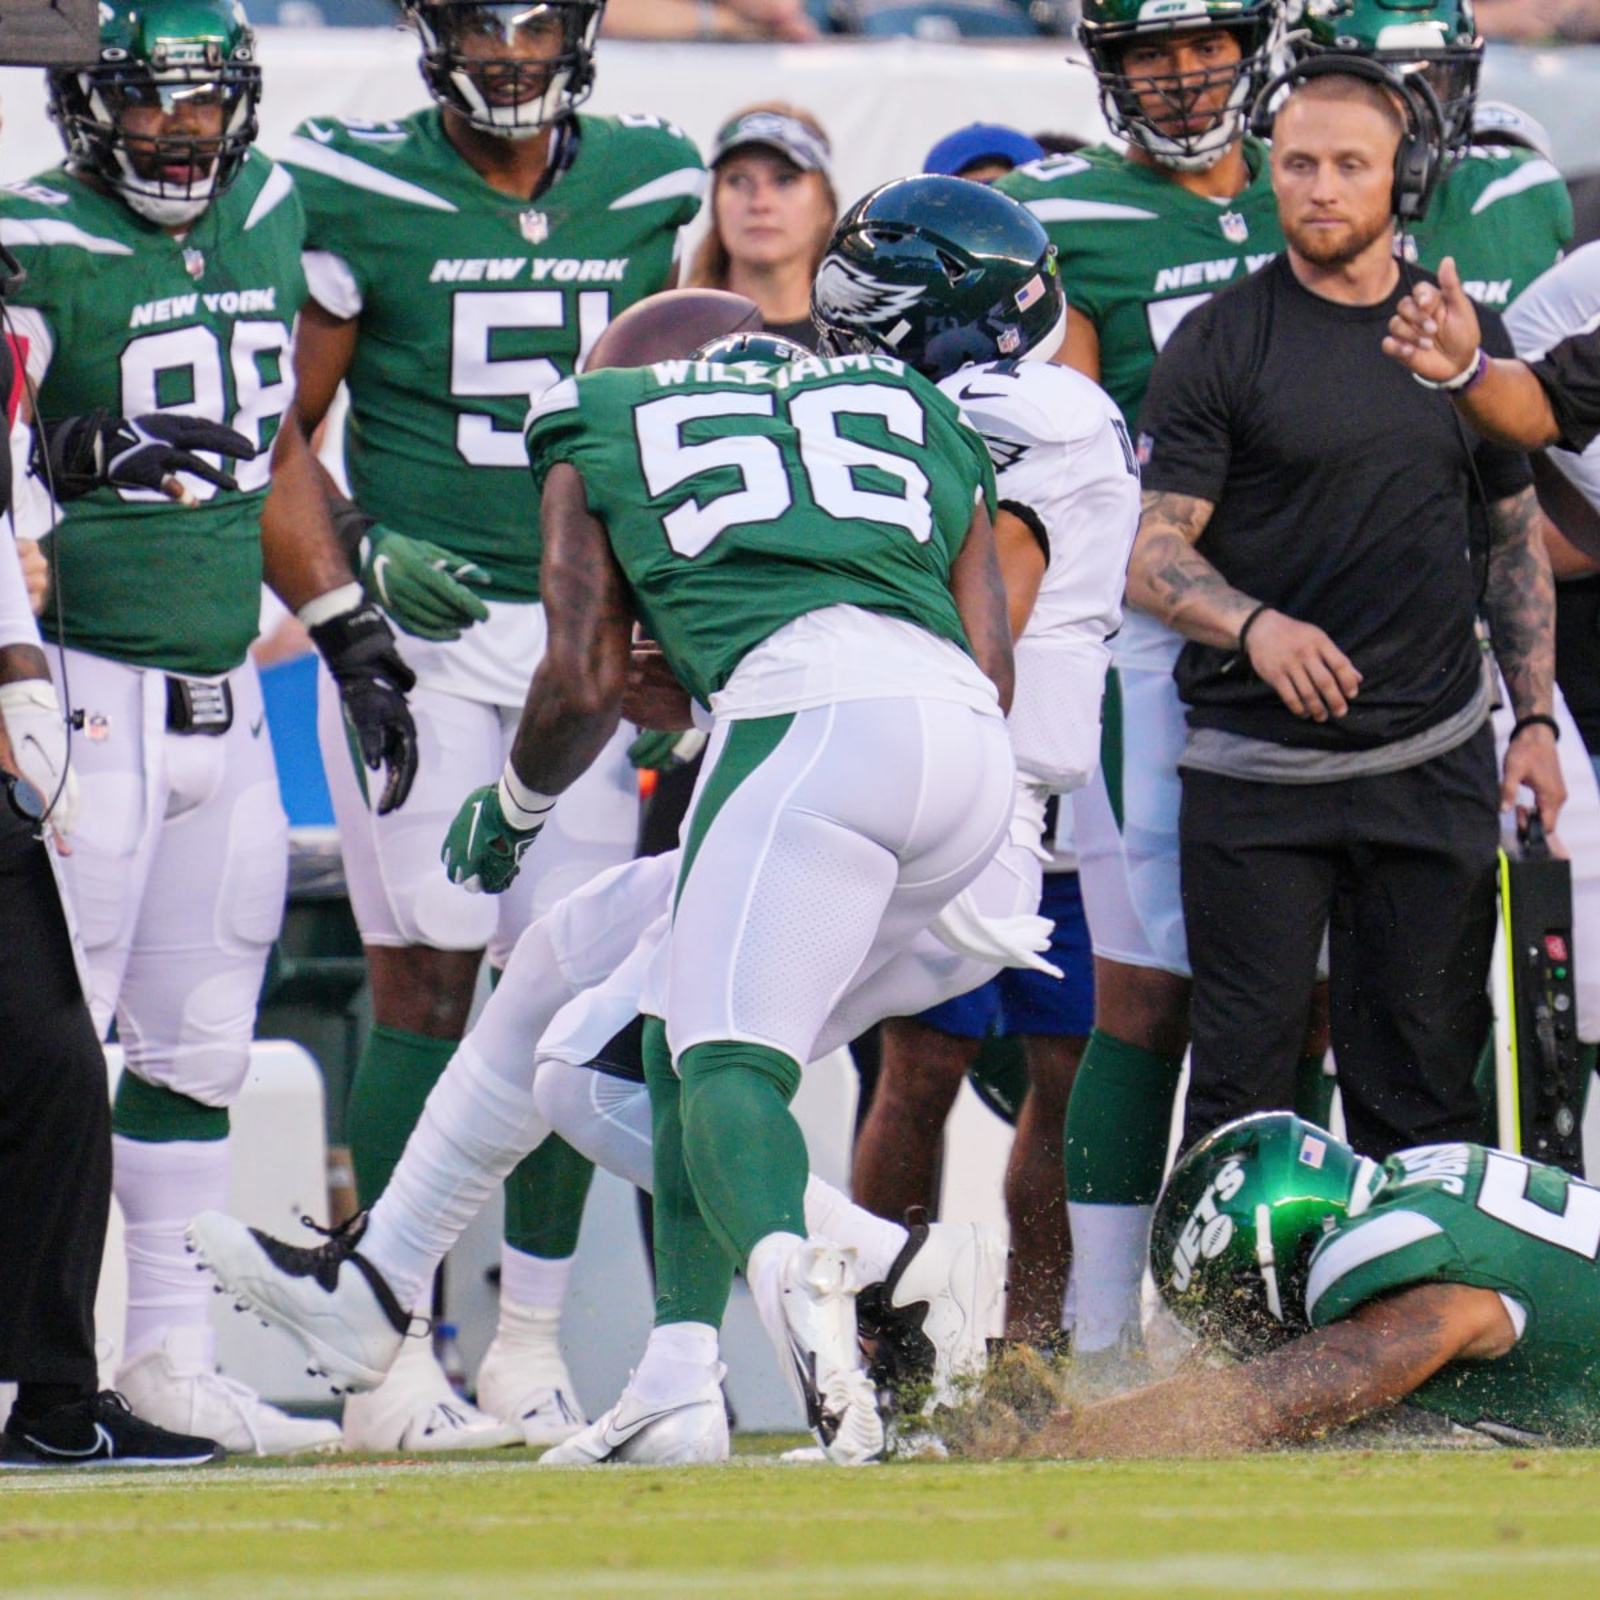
[112,1073,228,1142]
[1063,1029,1185,1206]
[644,1018,735,1329]
[678,1039,806,1266]
[346,1024,457,1206]
[503,1136,595,1259]
[1293,1053,1337,1128]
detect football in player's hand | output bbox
[585,288,762,371]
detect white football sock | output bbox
[363,1039,551,1312]
[498,1247,573,1313]
[1066,1201,1151,1353]
[802,1176,909,1284]
[114,1134,231,1361]
[628,1322,720,1408]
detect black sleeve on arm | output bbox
[1133,304,1236,505]
[1473,308,1536,498]
[1530,329,1600,456]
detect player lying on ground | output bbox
[984,1112,1599,1456]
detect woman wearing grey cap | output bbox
[687,103,838,348]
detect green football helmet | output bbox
[407,0,603,140]
[1079,0,1283,172]
[692,331,814,368]
[811,175,1066,382]
[47,0,260,227]
[1293,0,1482,154]
[1151,1112,1384,1354]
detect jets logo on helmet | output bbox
[48,0,262,227]
[812,258,927,333]
[1167,1156,1246,1292]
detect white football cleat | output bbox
[116,1329,341,1457]
[186,1210,409,1394]
[772,1240,882,1467]
[475,1300,586,1447]
[857,1218,1006,1405]
[341,1337,523,1452]
[539,1365,729,1467]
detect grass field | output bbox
[5,1444,1600,1600]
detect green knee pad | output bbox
[644,1018,736,1329]
[1063,1030,1184,1206]
[345,1024,456,1206]
[112,1073,229,1142]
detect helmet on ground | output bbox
[692,331,813,366]
[406,0,603,140]
[1079,0,1282,172]
[811,174,1065,382]
[47,0,260,227]
[1150,1112,1383,1354]
[1292,0,1481,153]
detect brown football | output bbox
[584,289,763,371]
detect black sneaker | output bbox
[1,1391,224,1468]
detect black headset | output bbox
[1248,53,1445,225]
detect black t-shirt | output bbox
[1138,256,1531,749]
[762,313,821,352]
[1533,333,1600,455]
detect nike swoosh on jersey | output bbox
[304,121,336,145]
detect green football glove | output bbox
[441,782,547,895]
[626,727,709,774]
[360,525,491,643]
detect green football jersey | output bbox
[995,141,1284,427]
[1306,1143,1600,1442]
[2,153,305,675]
[525,352,997,704]
[1408,145,1573,312]
[282,108,705,601]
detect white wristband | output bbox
[296,581,365,629]
[498,763,558,831]
[1411,348,1486,393]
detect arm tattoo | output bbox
[1484,486,1556,720]
[1127,490,1257,649]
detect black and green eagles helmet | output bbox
[811,175,1065,383]
[1080,0,1282,172]
[47,0,260,226]
[1151,1112,1384,1355]
[407,0,604,140]
[1293,0,1482,154]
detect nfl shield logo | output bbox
[519,210,550,245]
[1219,211,1248,245]
[183,247,205,280]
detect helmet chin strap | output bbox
[117,167,217,227]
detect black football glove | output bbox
[38,410,258,502]
[308,602,419,816]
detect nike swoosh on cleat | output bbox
[599,1406,689,1450]
[21,1423,113,1460]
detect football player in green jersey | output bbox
[434,336,1018,1462]
[280,0,705,1451]
[1,0,417,1457]
[1005,1112,1600,1454]
[993,0,1292,1379]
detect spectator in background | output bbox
[924,122,1045,183]
[687,105,838,348]
[602,0,818,38]
[1475,0,1600,41]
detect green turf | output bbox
[4,1448,1600,1599]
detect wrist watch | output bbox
[3,769,46,823]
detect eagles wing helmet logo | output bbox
[813,257,927,326]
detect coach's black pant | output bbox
[1179,726,1499,1160]
[0,806,111,1390]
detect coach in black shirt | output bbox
[1128,63,1563,1158]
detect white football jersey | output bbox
[940,358,1140,792]
[1506,243,1600,515]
